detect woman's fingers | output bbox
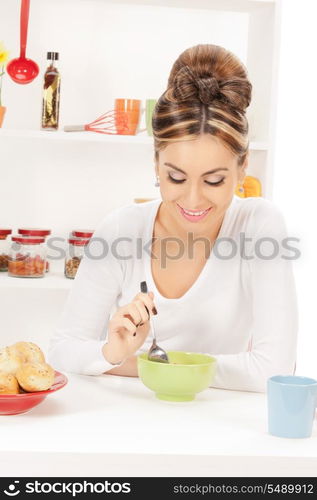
[123,303,144,326]
[111,316,136,335]
[108,291,156,344]
[106,293,154,363]
[133,291,157,316]
[112,300,150,335]
[133,299,150,326]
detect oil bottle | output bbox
[41,52,61,130]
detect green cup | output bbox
[138,351,217,402]
[145,99,157,136]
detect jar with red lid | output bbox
[65,238,89,279]
[8,236,46,278]
[18,228,51,272]
[0,229,12,272]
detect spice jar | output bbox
[0,229,12,272]
[8,236,46,278]
[18,228,51,272]
[65,238,89,279]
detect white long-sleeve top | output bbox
[48,195,298,392]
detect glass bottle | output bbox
[41,52,61,130]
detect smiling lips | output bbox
[177,204,212,222]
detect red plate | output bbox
[0,371,68,415]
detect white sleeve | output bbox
[210,203,298,393]
[48,210,124,375]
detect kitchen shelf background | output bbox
[0,0,280,227]
[0,129,269,148]
[0,0,280,351]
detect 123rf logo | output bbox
[3,481,131,496]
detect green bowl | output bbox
[137,351,217,402]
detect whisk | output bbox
[64,109,129,135]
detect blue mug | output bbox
[267,375,317,438]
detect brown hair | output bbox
[152,44,252,166]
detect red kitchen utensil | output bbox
[64,109,129,135]
[0,371,68,415]
[6,0,39,84]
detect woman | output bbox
[49,44,298,392]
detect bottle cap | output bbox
[18,228,51,237]
[68,238,90,246]
[47,52,59,61]
[12,236,45,244]
[72,230,94,238]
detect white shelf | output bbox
[0,129,268,150]
[0,272,72,290]
[92,0,276,13]
[0,129,154,145]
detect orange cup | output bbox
[0,106,6,128]
[115,99,141,135]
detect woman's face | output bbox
[156,134,247,236]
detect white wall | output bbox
[273,0,317,379]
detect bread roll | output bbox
[16,362,55,392]
[0,371,20,394]
[0,347,23,375]
[9,341,45,364]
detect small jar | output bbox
[0,229,12,272]
[8,236,46,278]
[18,228,51,272]
[65,238,89,279]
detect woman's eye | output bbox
[205,178,225,186]
[167,174,186,184]
[167,174,225,186]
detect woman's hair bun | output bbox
[153,44,251,165]
[167,44,252,113]
[172,65,220,105]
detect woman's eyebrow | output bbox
[164,162,229,176]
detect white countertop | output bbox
[1,373,316,477]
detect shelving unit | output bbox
[0,129,269,150]
[0,129,154,144]
[0,272,72,290]
[91,0,276,11]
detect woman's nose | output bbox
[183,186,205,209]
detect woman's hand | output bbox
[106,355,138,377]
[102,291,157,365]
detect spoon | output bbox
[7,0,39,84]
[140,281,169,363]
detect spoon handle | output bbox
[20,0,30,58]
[149,316,157,342]
[140,281,148,294]
[140,281,157,341]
